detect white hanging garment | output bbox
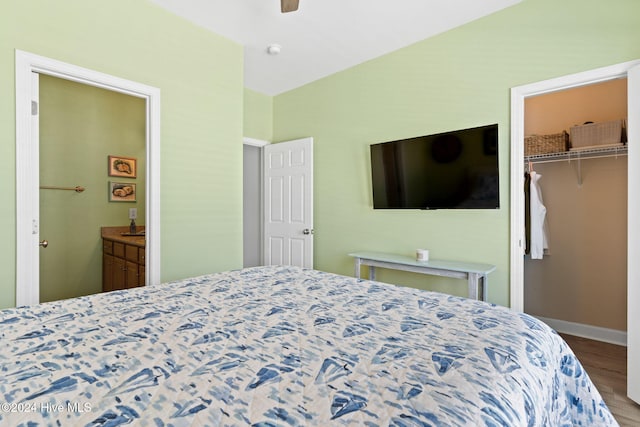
[529,171,549,259]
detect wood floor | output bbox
[560,334,640,426]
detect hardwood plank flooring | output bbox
[560,334,640,427]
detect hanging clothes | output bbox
[529,171,549,259]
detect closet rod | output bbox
[40,185,86,193]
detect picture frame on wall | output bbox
[109,181,136,202]
[108,155,137,178]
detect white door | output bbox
[263,137,313,268]
[628,63,640,404]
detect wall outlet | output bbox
[129,208,137,219]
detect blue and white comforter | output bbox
[0,266,617,426]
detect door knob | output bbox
[302,228,314,235]
[39,240,49,248]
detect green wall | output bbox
[4,0,640,309]
[272,0,640,306]
[1,0,243,308]
[39,75,145,302]
[244,88,273,141]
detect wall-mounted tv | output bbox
[370,124,499,209]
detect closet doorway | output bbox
[510,60,640,404]
[523,79,627,341]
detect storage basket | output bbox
[524,131,568,156]
[570,119,623,149]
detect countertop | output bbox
[101,226,145,247]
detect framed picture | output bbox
[108,155,137,178]
[109,181,136,202]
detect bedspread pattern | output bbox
[0,266,617,426]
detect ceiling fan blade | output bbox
[281,0,299,13]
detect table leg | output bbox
[369,266,376,281]
[468,273,480,300]
[354,258,362,279]
[482,275,488,301]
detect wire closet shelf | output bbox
[525,144,627,186]
[525,144,627,165]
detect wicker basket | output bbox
[570,120,623,149]
[524,131,568,156]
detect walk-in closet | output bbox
[523,78,628,341]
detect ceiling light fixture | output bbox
[266,44,282,55]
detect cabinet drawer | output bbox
[113,242,125,258]
[103,239,113,255]
[138,247,145,265]
[125,244,139,262]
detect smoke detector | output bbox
[266,44,282,55]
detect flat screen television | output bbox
[370,124,499,209]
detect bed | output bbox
[0,265,617,426]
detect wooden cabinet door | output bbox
[138,265,145,288]
[103,239,145,291]
[138,247,146,287]
[138,247,145,266]
[112,256,126,291]
[126,261,139,288]
[103,254,115,292]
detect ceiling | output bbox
[150,0,522,96]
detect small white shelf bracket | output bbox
[574,157,583,187]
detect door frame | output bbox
[15,49,161,306]
[510,59,639,312]
[510,59,640,403]
[243,137,269,267]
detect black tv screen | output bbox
[370,124,499,209]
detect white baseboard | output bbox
[534,315,627,347]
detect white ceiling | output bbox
[150,0,522,96]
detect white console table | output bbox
[349,251,496,301]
